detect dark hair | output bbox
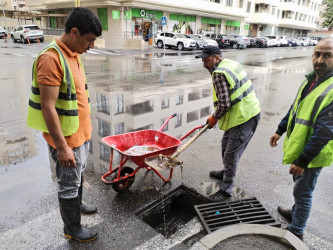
[65,7,102,37]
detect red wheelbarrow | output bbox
[101,113,205,192]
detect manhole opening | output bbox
[135,185,210,238]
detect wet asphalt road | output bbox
[0,40,333,250]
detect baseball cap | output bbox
[195,46,221,59]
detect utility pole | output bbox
[1,0,7,29]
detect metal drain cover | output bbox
[194,197,280,233]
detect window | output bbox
[114,94,124,115]
[97,8,108,31]
[175,114,182,127]
[161,98,169,109]
[277,9,280,18]
[271,7,276,15]
[99,143,110,162]
[295,12,299,20]
[255,4,259,12]
[115,123,124,135]
[200,106,211,118]
[226,0,233,6]
[238,0,244,8]
[96,92,110,115]
[202,89,211,98]
[246,2,251,12]
[176,95,183,105]
[98,119,111,137]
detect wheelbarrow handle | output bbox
[159,113,177,131]
[173,124,209,158]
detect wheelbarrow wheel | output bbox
[112,166,135,192]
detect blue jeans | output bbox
[220,113,260,194]
[49,140,90,199]
[289,167,322,235]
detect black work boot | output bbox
[209,170,224,181]
[79,175,97,214]
[58,197,97,242]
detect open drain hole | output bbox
[135,185,210,238]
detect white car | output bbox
[155,32,196,50]
[264,35,282,47]
[310,37,319,46]
[296,37,311,46]
[194,34,219,47]
[280,36,289,47]
[11,25,44,44]
[0,26,7,39]
[263,36,277,47]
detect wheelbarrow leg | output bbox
[149,167,174,182]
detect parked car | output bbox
[264,35,281,47]
[264,36,277,47]
[310,37,320,46]
[0,26,7,39]
[184,34,207,49]
[287,38,298,47]
[155,32,196,50]
[205,33,230,48]
[255,37,268,48]
[194,34,219,47]
[248,37,257,48]
[296,37,311,46]
[280,36,289,47]
[229,35,250,49]
[11,25,44,43]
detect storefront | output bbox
[168,14,196,34]
[225,20,241,35]
[131,8,163,40]
[200,17,221,35]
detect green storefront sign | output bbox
[112,10,120,20]
[244,24,249,30]
[225,20,241,27]
[132,8,163,19]
[124,11,132,20]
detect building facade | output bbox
[26,0,321,48]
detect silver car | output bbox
[193,34,219,47]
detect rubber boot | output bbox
[79,175,97,214]
[58,197,97,242]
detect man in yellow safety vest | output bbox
[270,38,333,240]
[27,8,102,242]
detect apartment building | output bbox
[27,0,321,48]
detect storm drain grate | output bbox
[194,197,280,233]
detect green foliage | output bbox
[322,0,333,30]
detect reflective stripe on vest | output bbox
[212,59,260,131]
[283,76,333,168]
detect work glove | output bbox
[206,115,218,129]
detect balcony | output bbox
[252,13,278,25]
[278,18,317,29]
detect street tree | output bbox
[322,0,333,30]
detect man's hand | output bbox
[289,164,304,176]
[270,134,281,147]
[57,145,76,168]
[206,115,218,129]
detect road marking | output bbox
[0,208,103,250]
[133,217,203,250]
